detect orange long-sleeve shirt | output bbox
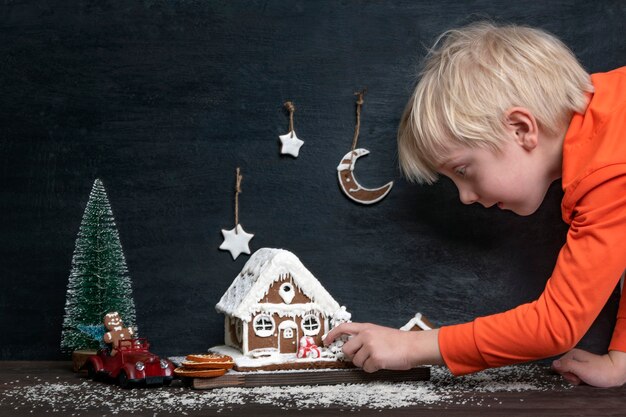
[438,67,626,375]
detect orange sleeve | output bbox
[439,170,626,375]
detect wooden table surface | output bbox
[1,361,625,416]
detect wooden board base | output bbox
[190,366,430,389]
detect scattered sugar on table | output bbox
[0,364,571,413]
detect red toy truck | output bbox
[85,338,175,388]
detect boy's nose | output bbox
[459,188,478,205]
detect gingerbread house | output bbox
[216,248,344,357]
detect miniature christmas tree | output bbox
[60,179,138,353]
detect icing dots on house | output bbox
[216,248,345,356]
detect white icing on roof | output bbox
[216,248,341,321]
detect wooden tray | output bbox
[188,366,430,389]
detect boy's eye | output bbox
[455,166,466,177]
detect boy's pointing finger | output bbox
[323,322,361,345]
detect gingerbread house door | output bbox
[278,320,298,354]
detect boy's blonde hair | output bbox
[398,22,593,184]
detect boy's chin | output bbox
[509,203,541,216]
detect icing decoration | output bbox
[279,101,304,157]
[219,168,254,260]
[337,90,393,205]
[327,306,352,361]
[330,306,352,327]
[279,282,295,304]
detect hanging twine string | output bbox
[284,101,295,133]
[351,89,366,151]
[234,167,243,230]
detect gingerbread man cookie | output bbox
[103,312,134,356]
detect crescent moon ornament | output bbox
[336,90,393,205]
[337,148,393,204]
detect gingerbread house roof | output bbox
[216,248,341,321]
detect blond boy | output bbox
[325,22,626,387]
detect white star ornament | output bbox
[279,130,304,157]
[219,224,254,260]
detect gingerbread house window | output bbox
[253,314,275,337]
[283,327,294,338]
[302,314,320,336]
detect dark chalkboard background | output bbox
[1,0,625,360]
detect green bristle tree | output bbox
[60,179,137,353]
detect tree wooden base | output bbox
[71,349,97,372]
[189,366,430,389]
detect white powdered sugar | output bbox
[0,364,571,414]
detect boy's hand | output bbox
[551,349,626,387]
[323,322,443,373]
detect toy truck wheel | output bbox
[86,362,97,381]
[117,371,131,389]
[162,378,172,387]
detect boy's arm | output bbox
[440,171,626,375]
[552,273,626,386]
[324,323,443,372]
[552,348,626,387]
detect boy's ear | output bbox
[505,107,538,151]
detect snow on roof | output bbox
[216,248,341,321]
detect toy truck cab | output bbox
[85,338,175,388]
